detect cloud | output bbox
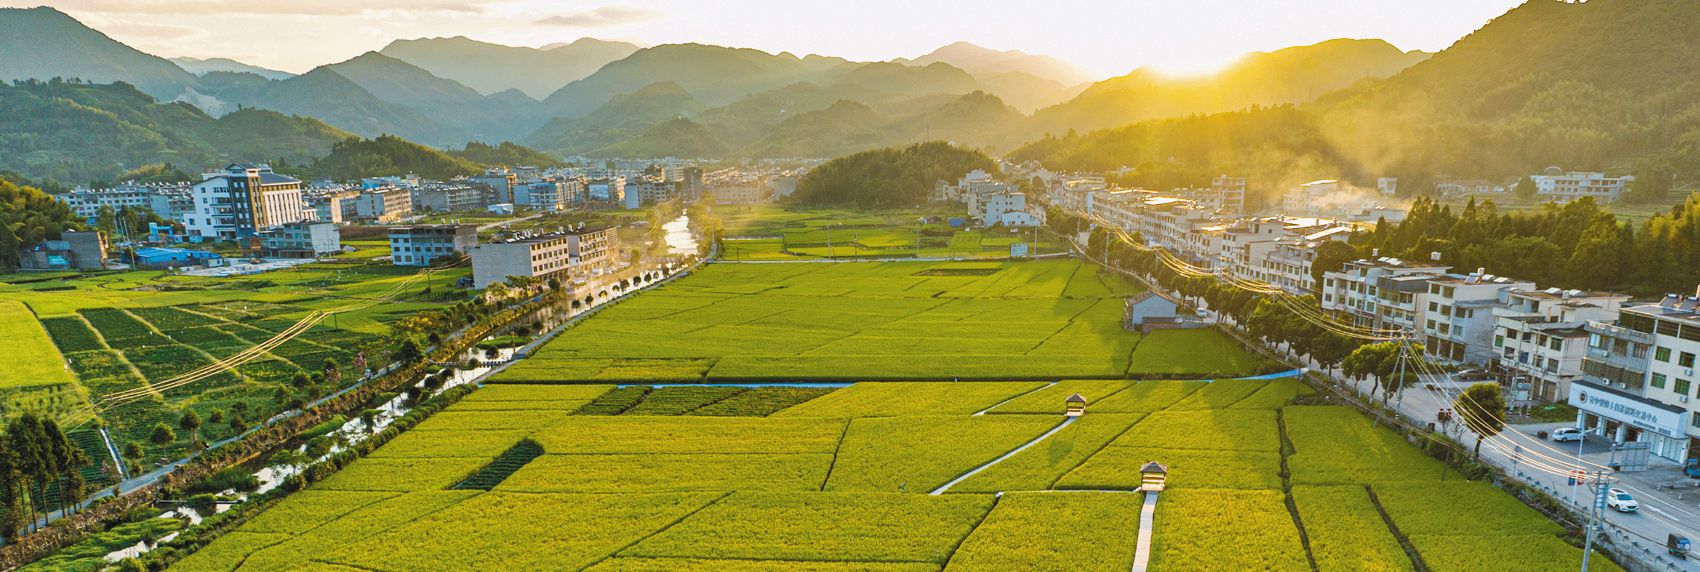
[535,6,659,28]
[17,0,493,16]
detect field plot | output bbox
[945,492,1143,571]
[520,260,1271,381]
[1292,485,1414,571]
[624,492,994,564]
[1149,489,1310,571]
[824,415,1060,491]
[714,205,1067,260]
[4,301,76,387]
[169,348,1613,570]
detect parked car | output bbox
[1550,427,1586,443]
[1606,488,1639,513]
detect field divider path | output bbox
[929,416,1076,495]
[1130,492,1157,572]
[973,382,1055,416]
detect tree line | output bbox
[1,414,94,541]
[792,141,995,208]
[0,178,83,270]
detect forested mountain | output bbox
[1010,106,1354,207]
[1015,0,1700,205]
[192,66,463,146]
[1315,0,1700,185]
[794,142,995,207]
[526,81,707,155]
[322,52,542,142]
[0,7,195,100]
[594,118,729,159]
[170,57,294,80]
[380,36,639,99]
[449,141,565,168]
[1031,38,1429,134]
[540,44,826,118]
[0,80,350,185]
[905,42,1096,86]
[301,135,481,180]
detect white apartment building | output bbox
[388,224,477,267]
[588,177,626,203]
[57,183,193,222]
[1421,272,1536,364]
[1320,257,1451,330]
[354,188,413,223]
[1494,288,1629,402]
[1577,295,1700,461]
[259,221,341,259]
[1531,169,1633,204]
[185,163,308,239]
[469,226,616,289]
[977,191,1040,227]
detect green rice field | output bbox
[502,259,1278,382]
[715,206,1064,261]
[169,376,1617,572]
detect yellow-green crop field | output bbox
[0,262,469,481]
[714,205,1066,261]
[171,375,1618,571]
[504,259,1280,382]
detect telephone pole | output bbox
[1580,470,1611,572]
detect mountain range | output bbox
[6,0,1670,195]
[1013,0,1700,205]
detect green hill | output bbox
[305,135,481,180]
[0,80,348,185]
[594,118,728,158]
[449,141,564,168]
[794,141,995,207]
[526,81,706,155]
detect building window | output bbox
[1677,378,1693,396]
[1682,352,1697,369]
[1495,335,1504,348]
[1652,373,1667,389]
[1551,338,1564,351]
[1656,346,1672,362]
[1632,344,1648,358]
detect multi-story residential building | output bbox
[259,221,341,258]
[353,188,413,223]
[307,189,359,224]
[975,191,1040,227]
[57,183,193,222]
[1576,294,1700,461]
[1258,227,1352,295]
[1531,169,1634,204]
[1320,257,1451,330]
[1210,175,1246,214]
[470,170,518,204]
[1493,288,1630,402]
[412,184,485,213]
[1421,272,1536,364]
[470,234,572,289]
[588,177,626,204]
[569,226,618,275]
[185,163,308,240]
[388,224,477,267]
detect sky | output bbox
[14,0,1526,77]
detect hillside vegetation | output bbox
[793,142,995,208]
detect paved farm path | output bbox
[1131,492,1157,572]
[930,416,1077,495]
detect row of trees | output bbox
[0,178,82,270]
[1,414,92,541]
[1354,196,1700,296]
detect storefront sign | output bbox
[1569,382,1689,437]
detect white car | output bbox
[1549,427,1585,443]
[1606,488,1639,513]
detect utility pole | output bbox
[1581,470,1611,572]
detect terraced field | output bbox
[171,377,1617,571]
[507,260,1278,381]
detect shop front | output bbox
[1568,380,1692,462]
